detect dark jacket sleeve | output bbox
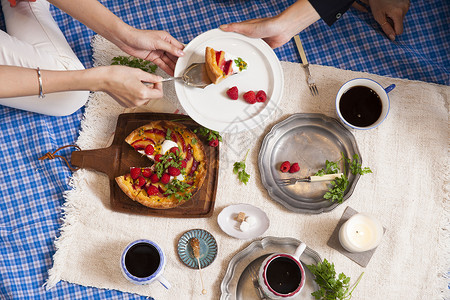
[308,0,355,26]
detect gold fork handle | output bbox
[294,35,309,66]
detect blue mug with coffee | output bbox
[336,78,395,130]
[120,239,171,289]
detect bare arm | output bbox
[48,0,184,75]
[0,65,164,107]
[220,0,320,48]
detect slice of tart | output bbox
[205,46,247,84]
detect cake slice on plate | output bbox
[205,46,247,84]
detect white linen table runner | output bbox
[46,36,449,300]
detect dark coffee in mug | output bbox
[266,256,302,294]
[124,242,160,278]
[339,86,382,127]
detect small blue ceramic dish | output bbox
[177,229,218,269]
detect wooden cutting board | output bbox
[71,112,219,218]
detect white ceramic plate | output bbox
[174,29,284,133]
[217,204,270,239]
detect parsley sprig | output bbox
[194,126,222,143]
[111,56,157,73]
[233,149,250,184]
[307,259,364,300]
[315,153,372,203]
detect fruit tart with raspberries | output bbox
[115,120,207,209]
[205,46,247,84]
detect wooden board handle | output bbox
[71,146,118,179]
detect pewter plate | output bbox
[220,236,321,300]
[258,113,361,214]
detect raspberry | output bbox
[150,173,160,183]
[136,176,146,187]
[170,146,180,154]
[226,86,239,100]
[154,154,163,162]
[147,185,159,196]
[144,144,155,155]
[256,90,267,102]
[160,173,170,184]
[289,163,300,173]
[209,138,219,147]
[243,91,256,104]
[181,160,187,169]
[280,161,291,173]
[168,166,181,176]
[130,167,141,179]
[142,168,152,178]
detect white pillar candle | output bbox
[338,213,383,253]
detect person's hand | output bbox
[354,0,410,41]
[220,0,319,49]
[117,28,185,76]
[92,65,163,108]
[220,17,293,49]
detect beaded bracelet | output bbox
[36,67,45,99]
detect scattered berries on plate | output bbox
[280,161,291,173]
[168,166,181,176]
[289,163,300,173]
[256,90,267,102]
[209,138,219,147]
[130,167,141,179]
[181,160,187,168]
[147,185,159,196]
[160,173,171,184]
[243,91,256,104]
[144,144,155,155]
[154,154,163,162]
[226,86,239,100]
[150,173,160,183]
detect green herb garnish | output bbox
[323,174,349,202]
[307,259,363,300]
[345,154,372,175]
[111,56,158,73]
[234,57,248,72]
[154,152,182,178]
[166,128,172,140]
[194,126,222,143]
[164,179,192,202]
[191,138,197,145]
[315,153,372,203]
[233,149,250,184]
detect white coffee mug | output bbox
[336,78,395,130]
[120,239,171,289]
[258,242,307,299]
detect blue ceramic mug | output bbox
[120,239,171,289]
[336,78,395,130]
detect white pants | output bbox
[0,0,89,116]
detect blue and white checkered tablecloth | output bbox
[0,0,448,299]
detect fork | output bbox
[248,266,266,299]
[294,35,319,96]
[276,173,344,186]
